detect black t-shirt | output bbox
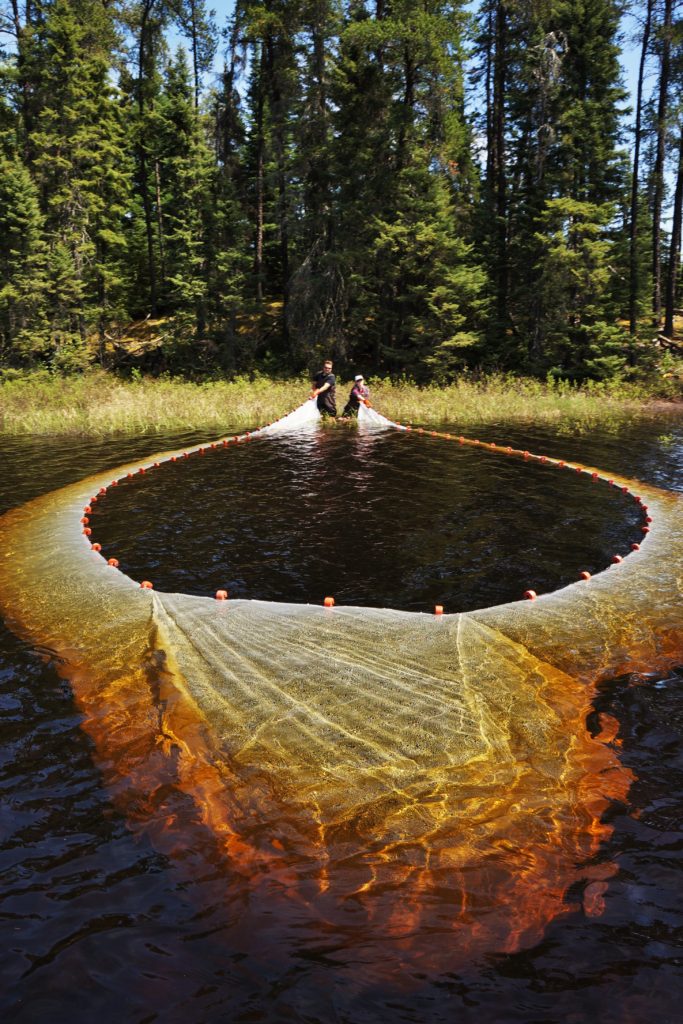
[313,371,336,413]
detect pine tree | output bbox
[28,0,133,363]
[480,0,630,375]
[0,153,49,364]
[124,0,171,314]
[629,0,654,335]
[204,37,252,369]
[366,154,486,378]
[330,0,483,374]
[533,197,626,379]
[237,0,304,358]
[170,0,217,107]
[286,0,343,364]
[154,47,214,353]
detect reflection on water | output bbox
[90,429,643,610]
[0,414,682,1022]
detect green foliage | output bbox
[0,0,679,385]
[362,158,486,378]
[0,154,49,363]
[533,197,629,378]
[0,369,672,437]
[155,51,213,324]
[28,0,133,352]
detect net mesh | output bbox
[0,402,681,964]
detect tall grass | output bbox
[0,371,305,436]
[0,369,678,437]
[373,374,664,433]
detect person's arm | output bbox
[312,374,334,398]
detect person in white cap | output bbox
[340,374,371,419]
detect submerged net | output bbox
[0,401,681,972]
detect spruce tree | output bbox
[0,153,49,365]
[154,48,214,354]
[29,0,133,363]
[482,0,630,376]
[331,0,484,375]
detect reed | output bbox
[373,375,661,433]
[0,369,677,437]
[0,371,305,436]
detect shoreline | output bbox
[0,370,681,438]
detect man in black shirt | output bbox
[311,359,337,417]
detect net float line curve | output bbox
[0,399,681,976]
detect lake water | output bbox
[1,414,682,1023]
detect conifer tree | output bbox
[238,0,304,357]
[205,36,252,369]
[330,0,484,374]
[28,0,133,364]
[286,0,342,363]
[480,0,629,375]
[170,0,217,107]
[154,48,214,351]
[663,9,683,340]
[533,197,626,379]
[124,0,171,314]
[0,153,49,363]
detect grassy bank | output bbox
[0,369,680,437]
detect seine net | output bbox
[0,401,681,964]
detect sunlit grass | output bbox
[0,371,305,436]
[0,369,679,437]
[373,375,673,434]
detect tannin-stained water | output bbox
[89,427,644,610]
[1,413,682,1023]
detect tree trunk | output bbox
[138,1,158,313]
[664,122,683,339]
[652,0,673,325]
[396,47,415,170]
[154,159,166,287]
[484,4,493,187]
[11,0,33,159]
[254,42,265,304]
[190,0,200,108]
[629,0,653,335]
[267,37,290,345]
[491,2,508,339]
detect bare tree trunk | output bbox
[629,0,653,335]
[190,0,200,108]
[138,1,158,313]
[267,37,290,346]
[484,4,493,186]
[491,2,508,340]
[254,42,265,304]
[652,0,673,325]
[664,122,683,339]
[11,0,33,160]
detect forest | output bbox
[0,0,682,384]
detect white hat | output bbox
[354,374,364,381]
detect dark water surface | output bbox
[91,429,644,611]
[1,416,683,1022]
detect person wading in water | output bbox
[310,359,337,418]
[340,375,371,419]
